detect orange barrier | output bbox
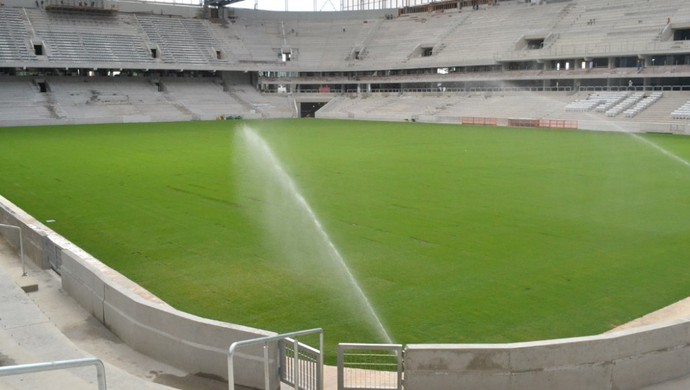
[461,117,578,130]
[508,118,540,128]
[538,119,578,129]
[461,117,497,126]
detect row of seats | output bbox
[14,9,229,66]
[565,92,626,112]
[24,8,155,64]
[0,77,282,123]
[136,15,216,65]
[40,32,152,63]
[671,100,690,119]
[624,92,663,118]
[606,92,644,117]
[564,92,664,118]
[593,92,628,112]
[547,0,686,57]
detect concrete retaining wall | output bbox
[405,320,690,390]
[316,112,681,135]
[0,195,279,389]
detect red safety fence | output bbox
[461,117,498,126]
[508,118,540,128]
[538,119,578,129]
[461,117,578,130]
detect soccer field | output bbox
[1,119,690,361]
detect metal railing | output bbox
[227,328,323,390]
[284,84,690,96]
[0,223,26,276]
[337,343,403,390]
[579,85,690,92]
[0,358,107,390]
[497,39,690,60]
[277,86,573,96]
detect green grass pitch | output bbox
[1,119,690,361]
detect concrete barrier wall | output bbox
[0,195,280,389]
[314,112,677,135]
[0,199,52,269]
[405,320,690,390]
[577,119,675,134]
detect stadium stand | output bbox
[0,0,689,132]
[0,8,37,63]
[161,77,259,119]
[229,83,296,118]
[136,15,223,66]
[0,77,56,125]
[47,76,171,123]
[25,9,153,66]
[318,91,577,123]
[5,0,690,388]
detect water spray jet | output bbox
[237,125,393,344]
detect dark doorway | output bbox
[37,81,49,93]
[673,28,690,41]
[300,102,325,118]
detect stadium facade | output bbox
[3,0,690,389]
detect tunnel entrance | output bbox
[300,102,326,118]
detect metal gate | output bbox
[337,343,403,390]
[279,337,322,390]
[228,328,323,390]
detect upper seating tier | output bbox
[1,0,689,71]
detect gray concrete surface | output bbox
[641,375,690,390]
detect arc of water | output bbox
[627,132,690,169]
[575,107,690,170]
[240,126,393,344]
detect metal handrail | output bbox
[0,223,25,276]
[227,328,323,390]
[0,357,107,390]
